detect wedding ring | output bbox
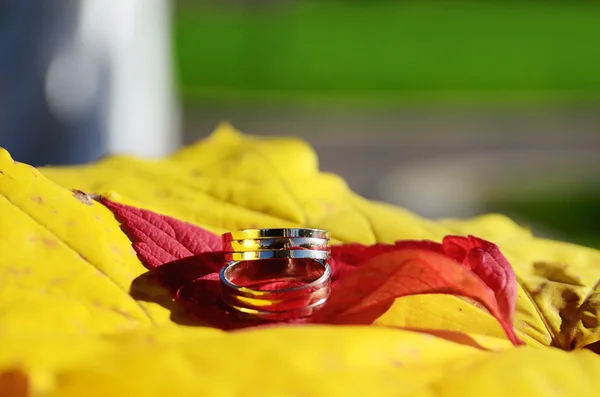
[222,228,330,242]
[224,249,330,262]
[219,258,331,320]
[219,228,332,320]
[223,237,330,253]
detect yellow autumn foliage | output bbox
[0,123,598,396]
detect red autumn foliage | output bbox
[312,247,522,345]
[102,198,523,345]
[101,199,221,269]
[441,236,518,326]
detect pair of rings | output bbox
[219,228,332,321]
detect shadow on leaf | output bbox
[399,327,499,351]
[129,252,263,330]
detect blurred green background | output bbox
[172,0,600,249]
[174,1,600,106]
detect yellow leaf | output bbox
[0,326,507,397]
[0,148,174,336]
[40,123,600,350]
[431,346,600,396]
[1,326,598,397]
[3,123,600,396]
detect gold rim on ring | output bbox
[222,228,330,242]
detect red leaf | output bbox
[101,198,222,269]
[102,199,522,345]
[329,243,397,279]
[328,240,445,280]
[395,239,444,253]
[311,248,523,346]
[442,235,518,325]
[391,236,518,329]
[102,199,313,329]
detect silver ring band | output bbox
[223,250,330,261]
[220,259,332,295]
[222,296,329,321]
[219,258,332,320]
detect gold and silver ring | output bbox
[219,228,331,320]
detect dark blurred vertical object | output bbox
[0,0,103,166]
[0,0,180,167]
